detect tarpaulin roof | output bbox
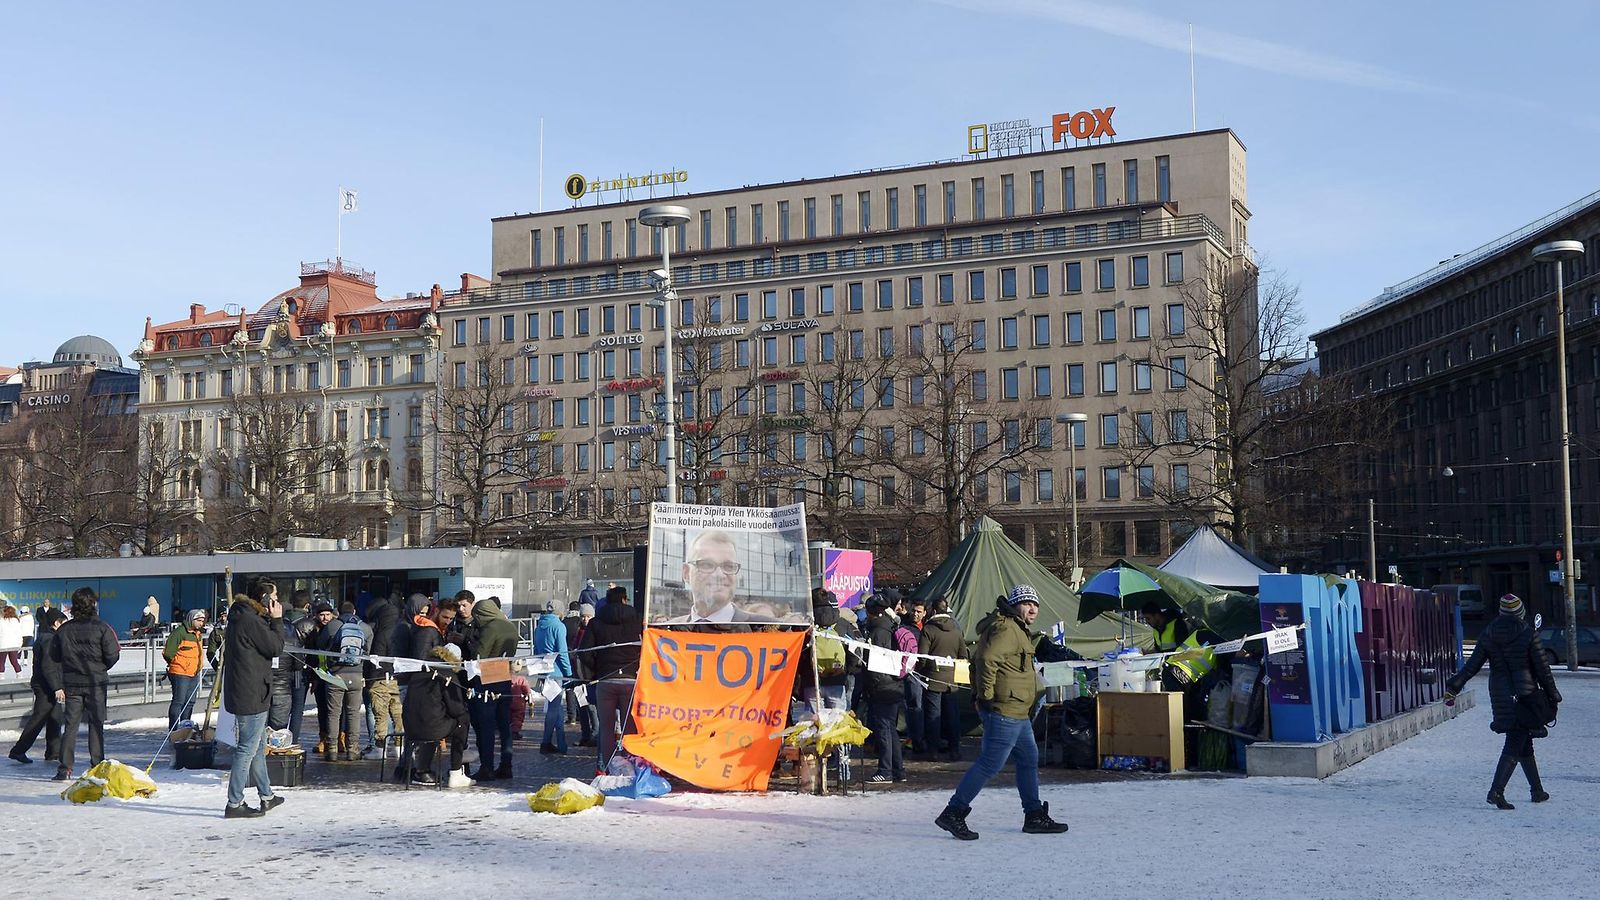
[1158,525,1272,592]
[1115,558,1261,642]
[913,517,1148,656]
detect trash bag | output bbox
[528,778,605,815]
[1206,679,1233,728]
[774,709,872,756]
[266,728,296,751]
[1059,697,1097,769]
[592,756,673,799]
[61,759,158,803]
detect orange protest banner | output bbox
[623,627,806,792]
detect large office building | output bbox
[439,124,1255,577]
[1313,190,1600,618]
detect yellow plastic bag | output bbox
[527,778,605,815]
[60,759,159,803]
[776,709,872,756]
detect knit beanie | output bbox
[1499,593,1524,618]
[1006,584,1041,606]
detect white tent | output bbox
[1158,525,1272,592]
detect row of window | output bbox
[152,355,430,402]
[529,157,1175,267]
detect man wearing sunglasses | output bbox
[673,530,758,624]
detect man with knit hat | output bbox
[935,584,1068,840]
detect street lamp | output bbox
[1058,412,1089,587]
[639,204,691,504]
[1533,239,1584,671]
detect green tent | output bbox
[1113,558,1260,641]
[913,517,1148,656]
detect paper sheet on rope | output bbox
[623,627,806,792]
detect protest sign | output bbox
[624,627,807,791]
[821,548,874,609]
[644,502,811,625]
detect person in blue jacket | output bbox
[533,601,573,754]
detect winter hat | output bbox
[542,601,557,613]
[579,603,596,618]
[311,600,335,615]
[1499,593,1525,617]
[433,642,463,667]
[1006,584,1041,607]
[185,609,208,626]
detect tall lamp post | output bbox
[639,205,691,504]
[1058,412,1089,586]
[1533,240,1584,671]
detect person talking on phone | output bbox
[222,579,286,819]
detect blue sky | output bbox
[2,0,1594,365]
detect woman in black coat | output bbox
[400,605,471,786]
[1445,593,1562,809]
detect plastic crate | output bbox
[173,740,216,770]
[267,752,305,787]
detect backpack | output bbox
[894,626,920,678]
[337,617,368,666]
[814,626,848,679]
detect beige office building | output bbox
[452,127,1254,577]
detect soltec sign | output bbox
[1052,107,1116,142]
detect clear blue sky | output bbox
[2,0,1594,365]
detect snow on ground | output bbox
[5,674,1599,900]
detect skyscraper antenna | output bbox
[1189,24,1197,131]
[539,117,545,213]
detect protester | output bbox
[19,606,34,649]
[402,597,472,787]
[918,597,967,761]
[800,589,859,711]
[308,601,338,754]
[138,596,161,636]
[268,600,315,743]
[391,593,433,782]
[1446,593,1562,809]
[1142,602,1192,652]
[936,585,1068,840]
[8,609,65,765]
[896,597,928,756]
[162,609,207,730]
[579,579,603,613]
[534,601,573,755]
[205,605,228,668]
[50,587,121,782]
[577,585,643,773]
[363,591,403,759]
[863,593,908,785]
[564,601,596,746]
[467,596,518,781]
[0,604,23,677]
[315,602,371,762]
[222,582,285,818]
[451,590,476,644]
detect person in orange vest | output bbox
[163,609,208,731]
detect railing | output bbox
[301,258,377,285]
[1340,186,1600,323]
[455,212,1228,308]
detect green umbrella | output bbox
[1076,566,1168,622]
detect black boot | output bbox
[1522,755,1549,803]
[1487,754,1518,809]
[935,804,978,841]
[496,755,513,780]
[1023,801,1070,834]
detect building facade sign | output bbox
[757,318,819,334]
[1052,107,1116,142]
[604,377,661,393]
[566,170,690,201]
[676,325,745,341]
[967,119,1034,154]
[527,387,557,398]
[24,394,73,408]
[595,334,644,348]
[611,424,656,437]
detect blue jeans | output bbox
[227,711,273,808]
[904,677,926,751]
[543,691,568,752]
[948,710,1042,813]
[168,673,200,731]
[802,684,848,711]
[869,698,905,779]
[925,690,963,754]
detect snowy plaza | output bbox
[4,670,1597,900]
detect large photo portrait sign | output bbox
[644,502,812,625]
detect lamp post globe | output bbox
[1533,239,1584,671]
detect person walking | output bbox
[576,587,643,773]
[222,582,285,818]
[8,609,65,765]
[935,585,1068,840]
[0,604,24,677]
[918,597,967,761]
[534,601,573,756]
[466,596,518,781]
[162,609,207,730]
[1445,593,1562,809]
[51,588,121,782]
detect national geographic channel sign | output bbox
[966,107,1117,154]
[566,170,690,201]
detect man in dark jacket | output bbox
[864,593,907,785]
[563,601,596,746]
[8,609,66,765]
[363,592,402,757]
[576,586,643,773]
[222,580,285,818]
[314,602,371,762]
[1446,592,1563,808]
[401,597,473,786]
[51,587,121,782]
[467,596,519,781]
[936,585,1067,840]
[268,602,315,742]
[919,597,967,761]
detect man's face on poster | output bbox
[683,535,740,617]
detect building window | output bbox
[1156,156,1171,202]
[1092,163,1107,207]
[1166,303,1186,335]
[1064,261,1082,293]
[1168,357,1188,389]
[858,190,871,230]
[1098,309,1117,341]
[1000,267,1017,299]
[1132,306,1150,339]
[1061,166,1076,210]
[1169,410,1189,442]
[969,271,986,301]
[943,181,957,223]
[1165,251,1184,284]
[1097,259,1115,290]
[1100,362,1118,394]
[1102,467,1121,499]
[1132,255,1150,287]
[1124,159,1139,204]
[1134,361,1152,392]
[1065,312,1083,344]
[877,279,893,310]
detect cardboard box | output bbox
[1096,691,1185,770]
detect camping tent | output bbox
[913,517,1148,655]
[1158,525,1272,592]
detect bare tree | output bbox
[890,315,1054,554]
[1118,263,1391,550]
[109,417,196,555]
[0,393,136,558]
[423,342,564,547]
[206,378,358,551]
